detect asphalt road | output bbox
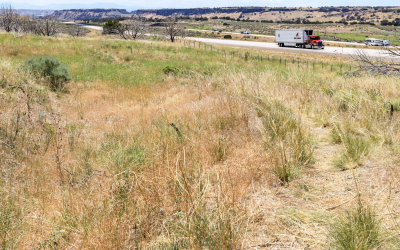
[65,22,398,61]
[186,37,397,61]
[186,29,366,47]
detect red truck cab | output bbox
[308,35,324,49]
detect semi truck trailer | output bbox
[275,29,324,49]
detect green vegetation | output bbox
[24,56,71,91]
[257,100,313,183]
[0,30,400,249]
[331,203,381,250]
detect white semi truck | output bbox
[275,29,324,49]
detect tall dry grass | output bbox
[1,32,400,248]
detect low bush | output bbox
[223,35,232,39]
[24,56,70,91]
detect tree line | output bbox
[102,17,184,42]
[0,5,59,36]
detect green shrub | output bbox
[24,56,70,91]
[163,65,180,76]
[331,203,381,250]
[223,35,232,39]
[102,20,120,34]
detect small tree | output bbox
[34,18,58,36]
[103,20,120,34]
[165,17,184,42]
[69,24,86,37]
[0,5,18,32]
[118,19,145,40]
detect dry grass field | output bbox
[1,32,400,249]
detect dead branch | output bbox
[353,49,400,76]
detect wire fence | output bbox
[178,39,358,74]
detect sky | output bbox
[4,0,400,10]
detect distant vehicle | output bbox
[365,38,382,46]
[275,30,324,49]
[365,38,390,46]
[241,30,251,34]
[383,40,391,46]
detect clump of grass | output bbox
[0,192,22,249]
[388,100,400,112]
[330,203,381,250]
[332,123,371,170]
[335,89,363,113]
[167,167,243,249]
[257,100,313,183]
[211,135,228,163]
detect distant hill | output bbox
[49,9,132,20]
[136,7,266,16]
[48,7,400,25]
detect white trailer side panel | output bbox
[275,30,307,44]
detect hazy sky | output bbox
[5,0,400,10]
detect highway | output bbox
[186,28,366,47]
[186,37,398,61]
[65,22,398,61]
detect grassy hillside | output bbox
[1,32,400,248]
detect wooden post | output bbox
[130,46,132,55]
